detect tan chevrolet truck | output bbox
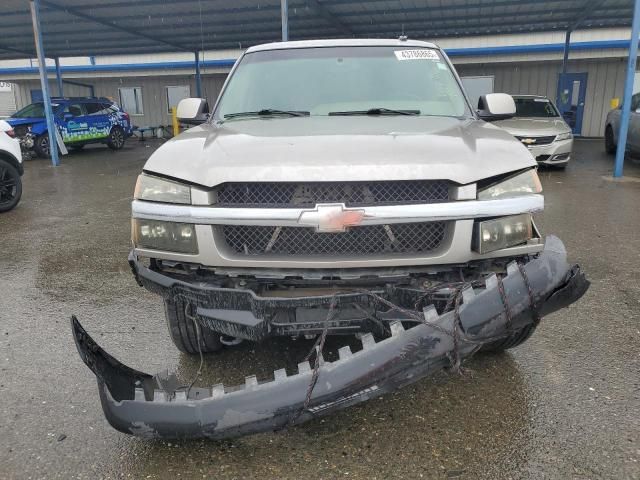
[73,39,588,440]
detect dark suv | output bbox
[7,97,133,157]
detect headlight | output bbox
[478,169,542,200]
[132,219,198,254]
[134,174,191,204]
[472,214,533,254]
[555,131,573,142]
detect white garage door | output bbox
[0,82,16,118]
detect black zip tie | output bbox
[450,286,464,373]
[496,275,513,330]
[517,262,541,325]
[297,295,337,420]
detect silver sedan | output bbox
[494,95,573,168]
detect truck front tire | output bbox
[164,298,223,354]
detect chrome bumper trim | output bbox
[132,195,544,227]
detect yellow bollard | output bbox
[610,98,620,109]
[171,107,180,137]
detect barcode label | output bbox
[394,49,440,61]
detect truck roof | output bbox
[246,38,439,53]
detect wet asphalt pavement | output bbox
[0,139,639,479]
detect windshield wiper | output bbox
[224,109,310,119]
[329,108,420,116]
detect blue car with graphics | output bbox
[7,97,133,158]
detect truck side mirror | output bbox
[477,93,516,121]
[176,98,209,125]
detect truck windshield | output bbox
[513,98,560,118]
[12,102,61,118]
[215,46,470,120]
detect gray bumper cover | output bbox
[72,236,588,440]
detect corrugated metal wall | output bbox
[0,90,16,117]
[8,58,626,137]
[455,58,627,137]
[11,74,228,127]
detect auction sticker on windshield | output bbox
[394,49,440,61]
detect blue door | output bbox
[30,89,43,103]
[556,72,588,135]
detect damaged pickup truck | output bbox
[72,39,589,440]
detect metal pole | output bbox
[30,0,59,166]
[614,0,640,178]
[562,30,571,74]
[195,51,202,98]
[281,0,288,41]
[54,57,63,97]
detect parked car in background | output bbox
[6,97,133,158]
[604,92,639,155]
[0,119,23,212]
[494,95,573,168]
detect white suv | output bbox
[0,120,23,212]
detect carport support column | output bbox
[281,0,289,41]
[54,57,63,97]
[30,0,59,166]
[614,0,640,178]
[195,51,202,98]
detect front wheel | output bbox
[605,125,617,155]
[164,298,223,354]
[107,126,125,150]
[0,158,22,213]
[34,133,53,158]
[479,324,537,353]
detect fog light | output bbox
[132,219,198,254]
[473,214,533,254]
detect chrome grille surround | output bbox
[220,222,448,257]
[214,181,450,208]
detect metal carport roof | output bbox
[0,0,635,60]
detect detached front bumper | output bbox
[72,236,588,440]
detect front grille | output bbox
[221,222,447,256]
[214,181,450,208]
[515,135,556,146]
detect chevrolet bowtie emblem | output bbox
[520,138,536,145]
[297,204,366,232]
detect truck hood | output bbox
[144,116,536,186]
[493,117,571,137]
